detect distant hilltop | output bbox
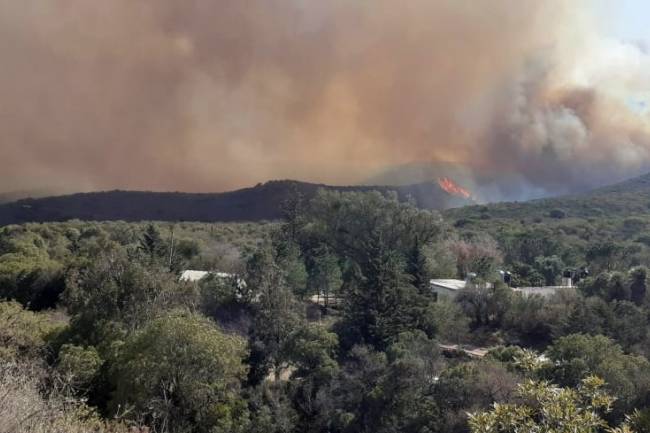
[0,179,474,226]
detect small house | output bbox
[430,279,468,300]
[179,270,246,288]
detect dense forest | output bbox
[2,188,650,432]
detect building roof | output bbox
[180,270,209,282]
[179,270,234,282]
[430,279,467,291]
[512,286,568,296]
[438,343,488,358]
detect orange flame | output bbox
[438,177,472,200]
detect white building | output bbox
[179,270,246,289]
[512,286,569,297]
[430,278,572,300]
[179,270,235,282]
[180,270,209,282]
[430,279,468,300]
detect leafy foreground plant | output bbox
[468,376,634,433]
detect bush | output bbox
[110,311,249,432]
[545,334,650,417]
[548,209,567,219]
[0,301,59,361]
[0,256,64,310]
[56,345,102,394]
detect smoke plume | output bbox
[1,0,649,199]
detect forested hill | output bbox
[0,179,472,225]
[444,172,650,223]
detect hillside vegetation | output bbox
[0,179,471,226]
[2,187,650,432]
[446,172,650,222]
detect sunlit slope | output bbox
[444,172,650,223]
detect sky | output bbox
[597,0,650,114]
[602,0,650,45]
[1,1,650,200]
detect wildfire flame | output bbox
[438,177,473,200]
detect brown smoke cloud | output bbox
[1,0,649,199]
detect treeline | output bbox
[446,175,650,285]
[1,190,650,432]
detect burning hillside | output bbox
[438,177,473,200]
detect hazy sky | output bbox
[597,0,650,114]
[1,1,650,199]
[601,0,650,44]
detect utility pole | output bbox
[168,224,175,270]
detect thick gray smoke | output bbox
[1,1,649,199]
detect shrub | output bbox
[110,311,248,432]
[56,345,102,394]
[549,208,567,219]
[0,301,59,361]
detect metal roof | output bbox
[179,270,234,282]
[430,279,467,291]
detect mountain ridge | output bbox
[0,179,473,226]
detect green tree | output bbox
[306,247,342,308]
[246,246,301,383]
[110,311,248,433]
[628,266,648,305]
[341,232,430,350]
[303,343,445,433]
[406,242,433,293]
[63,251,194,348]
[198,272,251,327]
[174,238,201,261]
[300,191,442,350]
[427,298,470,344]
[510,262,544,287]
[607,272,631,302]
[504,294,554,346]
[608,300,648,349]
[139,223,164,262]
[280,188,306,243]
[545,334,650,418]
[0,301,59,360]
[435,359,521,430]
[534,255,564,286]
[56,344,102,395]
[286,323,339,382]
[551,294,611,338]
[456,283,513,329]
[284,324,340,430]
[273,238,308,298]
[587,241,624,273]
[499,228,560,266]
[0,253,64,310]
[244,382,297,433]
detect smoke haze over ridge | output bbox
[1,0,650,200]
